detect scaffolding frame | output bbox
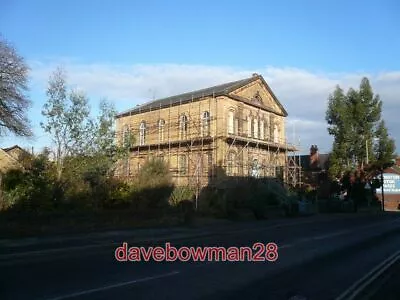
[116,92,302,194]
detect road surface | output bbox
[1,213,399,300]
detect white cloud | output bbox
[25,61,400,155]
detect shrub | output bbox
[1,169,25,191]
[198,178,288,219]
[169,186,195,207]
[1,154,56,212]
[105,178,133,208]
[130,158,174,210]
[138,157,171,187]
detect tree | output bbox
[325,77,395,178]
[41,68,94,180]
[326,86,352,174]
[349,78,382,166]
[374,120,396,167]
[0,36,32,137]
[94,99,117,155]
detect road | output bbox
[0,213,399,300]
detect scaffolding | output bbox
[116,92,302,195]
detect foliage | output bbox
[138,157,171,187]
[40,67,134,208]
[374,120,396,168]
[198,179,287,219]
[1,153,56,212]
[326,78,395,178]
[0,36,32,137]
[169,186,195,206]
[133,158,174,210]
[41,68,94,180]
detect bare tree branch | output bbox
[0,36,32,137]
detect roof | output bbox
[116,74,288,118]
[0,148,22,174]
[389,166,400,174]
[2,145,24,152]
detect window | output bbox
[122,157,129,177]
[122,125,130,147]
[201,111,210,136]
[227,151,236,176]
[260,120,264,140]
[247,116,251,137]
[235,118,239,135]
[274,124,279,143]
[139,121,146,146]
[253,118,259,139]
[250,158,260,178]
[264,116,269,140]
[179,155,187,175]
[207,152,213,177]
[158,119,165,142]
[227,110,234,134]
[179,114,188,140]
[269,115,275,141]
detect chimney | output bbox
[252,73,259,77]
[310,145,318,155]
[310,145,319,169]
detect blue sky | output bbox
[1,0,399,154]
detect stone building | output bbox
[115,73,300,188]
[0,145,29,174]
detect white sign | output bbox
[376,173,400,194]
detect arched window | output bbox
[122,125,130,147]
[179,114,188,140]
[251,158,260,178]
[253,117,259,139]
[201,111,210,136]
[274,124,279,143]
[260,119,264,140]
[207,152,213,178]
[247,116,252,137]
[264,115,269,140]
[269,115,275,141]
[139,121,146,146]
[227,110,235,134]
[158,119,165,142]
[227,151,236,176]
[179,154,187,175]
[122,156,129,177]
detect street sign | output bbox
[376,173,400,194]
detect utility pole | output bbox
[366,139,369,165]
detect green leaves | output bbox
[41,69,93,178]
[325,77,395,177]
[374,120,396,167]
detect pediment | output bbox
[228,78,287,116]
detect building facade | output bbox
[115,74,300,188]
[0,145,29,174]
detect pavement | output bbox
[1,212,399,300]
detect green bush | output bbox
[169,186,195,207]
[0,153,57,213]
[138,157,171,187]
[1,169,25,191]
[197,178,288,219]
[134,184,174,210]
[105,179,132,208]
[126,158,174,211]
